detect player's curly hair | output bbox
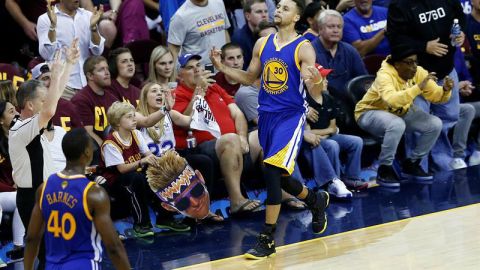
[146,151,187,192]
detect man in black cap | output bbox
[354,44,454,188]
[387,0,472,171]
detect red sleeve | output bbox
[71,91,95,126]
[173,86,193,113]
[212,84,234,105]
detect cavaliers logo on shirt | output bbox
[262,58,289,94]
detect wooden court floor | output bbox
[178,203,480,270]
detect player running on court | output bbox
[210,0,329,259]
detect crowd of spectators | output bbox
[0,0,480,265]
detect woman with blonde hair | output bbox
[137,82,223,223]
[147,45,176,88]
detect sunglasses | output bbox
[172,180,206,211]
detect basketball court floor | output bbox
[99,166,480,270]
[3,166,479,269]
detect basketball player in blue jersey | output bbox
[24,128,131,270]
[210,0,329,259]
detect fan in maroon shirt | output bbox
[71,56,118,148]
[0,63,25,90]
[108,47,141,106]
[52,98,84,131]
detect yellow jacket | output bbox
[354,57,451,120]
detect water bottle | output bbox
[186,130,197,149]
[451,19,461,47]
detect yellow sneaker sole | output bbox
[244,252,276,260]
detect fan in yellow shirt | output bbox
[355,43,453,188]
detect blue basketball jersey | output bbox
[41,173,102,267]
[258,33,309,113]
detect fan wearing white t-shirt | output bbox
[137,83,192,156]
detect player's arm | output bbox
[88,184,131,270]
[298,42,322,95]
[210,37,264,85]
[24,184,46,270]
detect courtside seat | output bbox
[346,75,380,146]
[363,54,386,76]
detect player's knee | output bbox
[280,176,303,197]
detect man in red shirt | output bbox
[71,56,118,162]
[173,54,261,215]
[213,43,244,96]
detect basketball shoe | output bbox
[309,191,330,234]
[244,233,276,259]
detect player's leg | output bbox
[244,164,282,259]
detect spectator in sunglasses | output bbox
[147,150,211,219]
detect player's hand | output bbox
[209,47,224,71]
[459,80,474,97]
[307,106,319,123]
[442,76,454,92]
[239,135,249,154]
[304,66,322,86]
[418,72,437,90]
[46,0,57,27]
[90,5,104,28]
[304,131,321,148]
[426,38,448,57]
